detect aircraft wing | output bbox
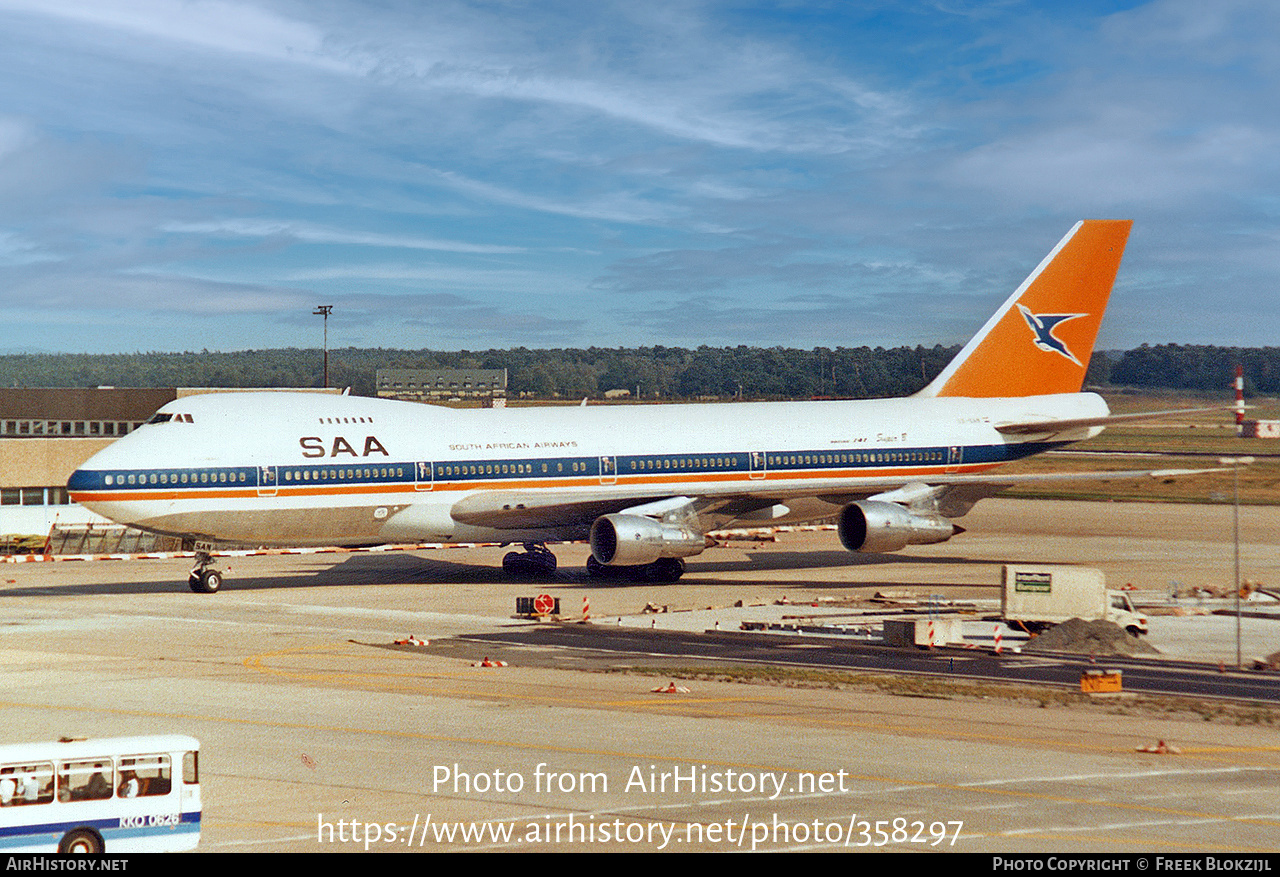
[448,465,1225,531]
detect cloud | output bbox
[162,218,528,254]
[0,269,311,315]
[930,1,1280,215]
[0,0,328,63]
[1,1,1277,353]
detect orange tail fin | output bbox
[919,220,1132,398]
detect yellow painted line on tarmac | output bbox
[966,831,1278,854]
[2,692,1274,851]
[239,645,1280,844]
[22,638,1257,852]
[590,697,755,708]
[242,643,762,710]
[0,696,795,776]
[936,780,1280,831]
[761,708,1280,769]
[244,644,1280,762]
[244,645,478,682]
[1175,745,1280,755]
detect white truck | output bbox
[1002,564,1148,636]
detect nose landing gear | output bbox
[188,550,223,593]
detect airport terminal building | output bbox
[0,387,337,545]
[375,368,507,401]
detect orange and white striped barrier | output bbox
[650,682,690,694]
[1136,740,1181,755]
[473,657,508,668]
[394,635,428,646]
[993,626,1003,655]
[2,541,503,564]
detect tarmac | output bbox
[0,498,1277,853]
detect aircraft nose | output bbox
[67,465,96,494]
[67,465,104,511]
[67,447,116,509]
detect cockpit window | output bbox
[147,413,173,424]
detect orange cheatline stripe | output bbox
[67,463,1002,505]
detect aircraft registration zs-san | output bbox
[69,220,1184,593]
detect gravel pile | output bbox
[1023,618,1160,656]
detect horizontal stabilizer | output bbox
[995,406,1232,436]
[932,466,1226,485]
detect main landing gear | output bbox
[501,543,685,583]
[586,556,685,583]
[502,542,558,577]
[188,550,223,593]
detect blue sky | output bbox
[0,0,1276,353]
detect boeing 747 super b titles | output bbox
[68,220,1210,593]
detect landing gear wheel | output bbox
[586,557,685,582]
[642,557,685,583]
[502,543,558,577]
[59,829,103,854]
[189,550,224,593]
[190,569,223,594]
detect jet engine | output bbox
[837,501,958,554]
[590,514,705,567]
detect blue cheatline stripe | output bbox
[0,811,200,851]
[68,441,1064,495]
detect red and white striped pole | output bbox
[1235,365,1245,436]
[994,625,1003,655]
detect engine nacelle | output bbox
[590,514,705,567]
[837,501,957,554]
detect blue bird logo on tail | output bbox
[1016,304,1087,366]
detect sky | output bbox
[0,0,1277,354]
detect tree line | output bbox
[1105,344,1280,395]
[0,343,1274,399]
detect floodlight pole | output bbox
[313,305,333,388]
[1234,460,1240,670]
[1219,456,1254,670]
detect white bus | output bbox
[0,735,200,853]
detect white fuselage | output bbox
[67,391,1107,547]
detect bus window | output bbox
[0,763,54,805]
[183,750,198,785]
[118,754,170,797]
[59,760,113,801]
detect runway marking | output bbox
[242,644,770,711]
[211,834,320,848]
[1000,657,1067,667]
[242,643,1280,765]
[961,765,1280,786]
[1000,814,1280,838]
[1,689,1276,852]
[15,640,1274,850]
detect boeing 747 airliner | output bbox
[68,220,1201,592]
